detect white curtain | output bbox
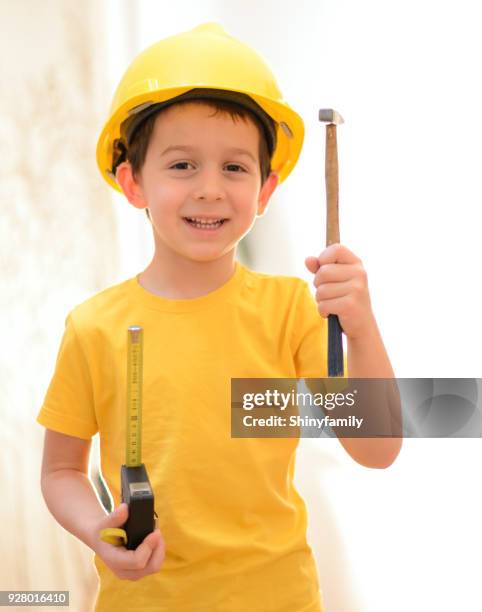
[0,1,119,609]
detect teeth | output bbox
[188,217,223,223]
[185,217,225,229]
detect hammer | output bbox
[319,109,344,377]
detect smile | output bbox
[183,217,228,230]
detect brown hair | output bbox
[122,99,275,221]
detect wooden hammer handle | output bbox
[325,124,340,246]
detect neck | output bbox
[138,248,237,300]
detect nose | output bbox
[193,167,225,201]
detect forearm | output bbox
[41,469,106,550]
[347,316,395,378]
[336,318,402,468]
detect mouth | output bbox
[182,217,229,230]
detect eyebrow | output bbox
[160,145,257,163]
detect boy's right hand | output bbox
[92,503,165,581]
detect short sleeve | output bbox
[291,281,329,378]
[36,313,98,440]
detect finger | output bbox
[107,547,151,573]
[317,243,361,266]
[112,531,163,579]
[130,529,161,569]
[305,256,320,274]
[142,530,165,573]
[104,531,158,572]
[317,295,348,318]
[316,281,352,301]
[100,503,129,531]
[314,263,358,286]
[140,529,162,552]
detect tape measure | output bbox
[100,326,155,549]
[126,326,143,467]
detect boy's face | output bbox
[117,102,278,264]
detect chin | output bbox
[186,244,235,260]
[183,251,226,263]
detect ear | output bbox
[256,172,279,217]
[115,162,148,210]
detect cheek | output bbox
[232,184,260,209]
[145,181,182,209]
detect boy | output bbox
[37,23,401,612]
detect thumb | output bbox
[103,503,128,527]
[305,256,320,274]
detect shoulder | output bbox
[66,276,134,332]
[239,264,312,312]
[237,265,319,337]
[242,265,309,299]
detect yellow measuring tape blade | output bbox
[126,326,143,467]
[100,326,144,547]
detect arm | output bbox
[40,429,105,550]
[40,428,165,580]
[305,244,403,469]
[340,317,403,469]
[347,315,394,378]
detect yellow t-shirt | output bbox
[37,260,330,612]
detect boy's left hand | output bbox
[305,243,376,340]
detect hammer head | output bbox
[319,109,344,125]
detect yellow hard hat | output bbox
[96,22,304,193]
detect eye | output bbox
[225,164,246,172]
[170,161,194,170]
